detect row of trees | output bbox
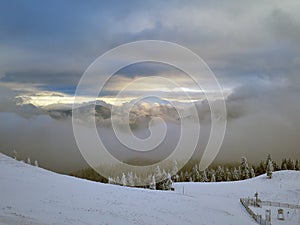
[72,154,299,187]
[108,166,173,190]
[256,157,299,174]
[11,148,299,190]
[14,150,39,167]
[104,154,299,190]
[176,155,299,183]
[13,147,298,190]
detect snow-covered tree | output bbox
[184,171,190,182]
[127,172,135,187]
[155,165,162,180]
[34,160,39,167]
[210,169,216,182]
[179,171,184,182]
[192,164,201,182]
[265,154,272,168]
[240,157,250,180]
[200,169,208,182]
[210,173,216,182]
[171,160,178,177]
[295,160,299,171]
[250,166,255,178]
[108,177,115,184]
[266,159,273,179]
[121,173,127,186]
[133,173,140,186]
[216,166,225,182]
[265,154,274,179]
[225,168,232,181]
[27,157,31,165]
[115,176,121,184]
[281,159,288,170]
[256,161,265,174]
[173,174,179,182]
[149,176,156,190]
[287,159,295,170]
[13,149,18,160]
[272,161,279,171]
[161,169,168,182]
[232,167,239,181]
[163,173,173,190]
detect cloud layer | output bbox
[0,0,299,172]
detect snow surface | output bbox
[0,153,299,225]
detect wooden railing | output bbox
[240,197,300,225]
[240,198,271,225]
[260,200,300,209]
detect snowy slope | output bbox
[0,153,299,225]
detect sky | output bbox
[0,0,300,172]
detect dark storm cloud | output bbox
[0,72,80,86]
[113,62,182,78]
[0,0,299,87]
[0,0,169,80]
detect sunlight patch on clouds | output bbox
[17,88,232,108]
[104,74,213,92]
[10,73,232,108]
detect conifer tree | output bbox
[295,160,299,170]
[184,171,190,182]
[155,165,162,180]
[225,168,232,181]
[121,173,127,186]
[265,154,272,169]
[266,159,273,179]
[108,177,115,184]
[216,166,225,182]
[210,169,216,182]
[173,174,179,182]
[201,169,208,182]
[161,169,168,182]
[232,168,239,181]
[287,159,295,170]
[266,154,273,179]
[164,173,173,190]
[127,172,135,187]
[250,166,255,178]
[210,173,216,182]
[149,176,156,190]
[281,158,288,170]
[171,160,178,177]
[192,165,201,182]
[256,161,265,174]
[116,176,121,184]
[179,171,184,182]
[240,157,250,180]
[13,149,18,160]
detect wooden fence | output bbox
[240,197,300,225]
[240,198,271,225]
[260,200,300,209]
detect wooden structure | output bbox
[265,209,271,222]
[277,208,284,220]
[254,192,261,207]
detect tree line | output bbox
[70,154,299,190]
